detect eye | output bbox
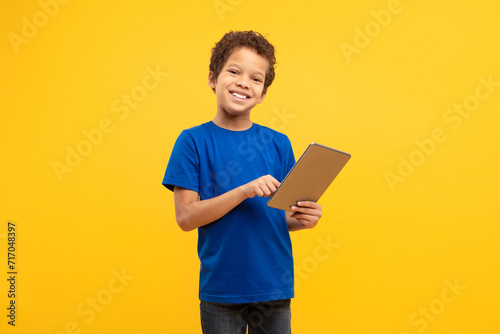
[253,77,263,83]
[228,70,238,75]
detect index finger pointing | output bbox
[266,174,281,188]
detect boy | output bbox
[162,30,322,333]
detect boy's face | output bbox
[209,47,268,119]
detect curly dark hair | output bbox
[209,30,276,94]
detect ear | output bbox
[208,72,216,90]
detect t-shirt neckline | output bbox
[209,120,255,133]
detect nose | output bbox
[236,77,250,89]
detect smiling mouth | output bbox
[230,91,250,100]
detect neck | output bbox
[212,114,253,131]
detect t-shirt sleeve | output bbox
[162,131,200,193]
[283,136,296,179]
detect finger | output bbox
[269,175,281,188]
[291,212,316,222]
[266,181,278,194]
[260,178,278,195]
[262,182,277,197]
[289,206,320,216]
[294,216,317,229]
[261,186,272,197]
[296,201,321,209]
[262,174,280,187]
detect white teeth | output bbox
[232,92,247,99]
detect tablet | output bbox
[266,143,351,211]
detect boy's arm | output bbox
[173,174,281,232]
[286,201,323,231]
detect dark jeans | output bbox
[200,299,291,334]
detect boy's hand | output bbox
[288,201,322,229]
[241,174,281,198]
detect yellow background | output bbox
[1,0,499,333]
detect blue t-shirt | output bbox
[162,121,296,303]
